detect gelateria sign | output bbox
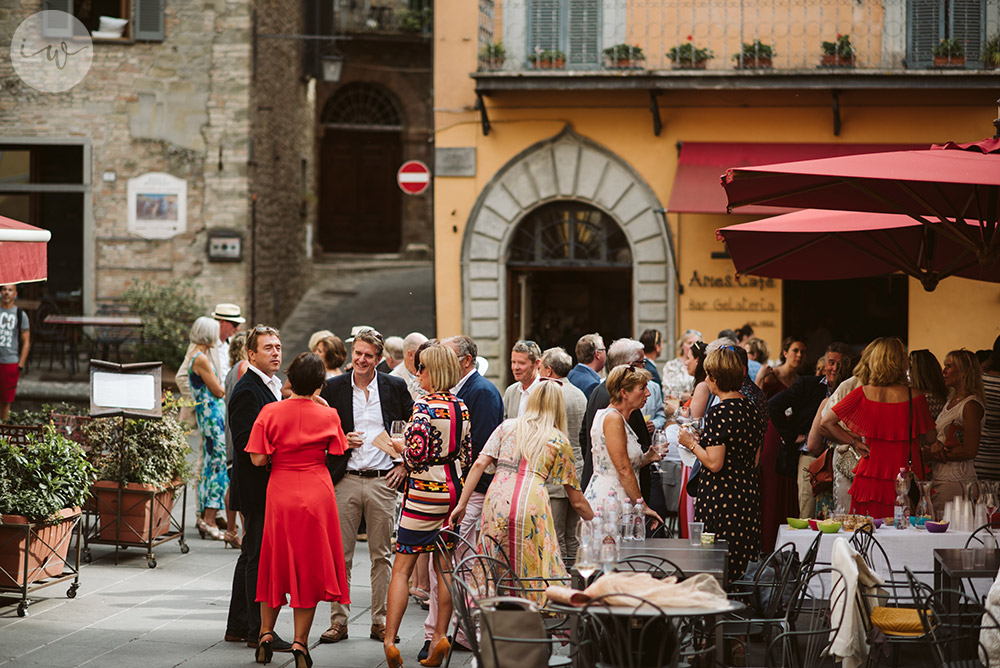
[685,271,779,313]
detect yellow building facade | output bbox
[433,0,1000,384]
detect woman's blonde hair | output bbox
[704,347,744,392]
[514,381,567,467]
[743,336,769,363]
[308,329,335,351]
[944,349,985,403]
[606,364,651,404]
[189,316,219,346]
[861,337,908,386]
[420,344,461,392]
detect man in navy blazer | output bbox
[318,328,413,644]
[225,325,291,652]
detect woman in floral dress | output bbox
[451,381,593,597]
[187,316,227,541]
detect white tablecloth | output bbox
[775,524,973,585]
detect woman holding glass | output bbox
[383,344,470,668]
[678,346,765,584]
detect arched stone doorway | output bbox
[319,83,404,252]
[461,127,675,385]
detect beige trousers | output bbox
[797,453,818,519]
[330,472,398,627]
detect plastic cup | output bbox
[962,550,976,569]
[688,521,704,546]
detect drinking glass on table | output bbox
[390,420,406,455]
[575,541,598,586]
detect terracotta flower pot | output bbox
[673,60,708,70]
[0,507,81,587]
[553,57,565,69]
[933,56,965,67]
[821,54,854,67]
[92,481,178,543]
[483,57,504,71]
[737,56,772,69]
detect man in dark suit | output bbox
[225,325,291,651]
[769,342,849,517]
[319,328,413,645]
[579,338,653,499]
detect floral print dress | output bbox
[479,419,580,595]
[190,352,227,513]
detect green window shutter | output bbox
[907,0,943,67]
[42,0,75,38]
[567,0,599,68]
[134,0,165,41]
[951,0,984,66]
[528,0,560,59]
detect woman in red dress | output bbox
[822,337,937,518]
[247,352,350,668]
[757,336,806,550]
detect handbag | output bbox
[808,447,834,496]
[834,443,862,480]
[477,597,550,668]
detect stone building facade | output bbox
[0,0,314,329]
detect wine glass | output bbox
[574,541,597,586]
[983,481,999,524]
[651,429,668,472]
[390,420,406,456]
[688,417,705,439]
[675,404,692,428]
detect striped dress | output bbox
[396,392,471,553]
[976,374,1000,481]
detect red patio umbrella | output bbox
[716,209,1000,291]
[720,124,1000,273]
[0,215,50,285]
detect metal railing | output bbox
[477,0,1000,72]
[335,0,432,35]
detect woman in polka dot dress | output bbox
[679,345,766,584]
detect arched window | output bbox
[507,201,632,267]
[321,83,402,131]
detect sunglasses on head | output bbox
[357,327,383,341]
[416,363,426,373]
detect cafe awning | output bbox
[667,142,925,214]
[0,215,50,285]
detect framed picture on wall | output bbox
[127,172,186,239]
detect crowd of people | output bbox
[167,304,1000,667]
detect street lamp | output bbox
[321,54,344,82]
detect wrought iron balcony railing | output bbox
[476,0,1000,73]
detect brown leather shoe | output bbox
[320,623,349,643]
[224,632,247,643]
[370,623,400,643]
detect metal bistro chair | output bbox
[763,566,848,668]
[616,554,687,581]
[904,566,1000,668]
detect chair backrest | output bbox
[616,554,687,581]
[432,527,478,575]
[966,521,1000,548]
[766,566,848,668]
[481,533,514,570]
[905,566,995,667]
[578,592,680,668]
[848,524,892,575]
[742,541,802,619]
[452,552,520,599]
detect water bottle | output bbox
[620,498,634,541]
[894,468,910,529]
[632,500,646,541]
[578,517,593,548]
[600,514,619,573]
[603,489,621,526]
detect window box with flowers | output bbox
[821,34,855,67]
[932,38,965,67]
[984,34,1000,69]
[604,44,645,69]
[734,40,774,69]
[668,38,713,70]
[529,49,566,70]
[479,41,506,71]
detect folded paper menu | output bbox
[371,430,398,458]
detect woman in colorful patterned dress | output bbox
[384,344,470,668]
[187,316,227,541]
[451,381,594,600]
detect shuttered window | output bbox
[42,0,75,38]
[526,0,600,69]
[41,0,165,41]
[134,0,166,41]
[907,0,983,67]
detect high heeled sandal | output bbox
[223,530,242,549]
[256,632,274,665]
[419,637,449,667]
[291,641,313,668]
[385,644,403,668]
[196,519,224,541]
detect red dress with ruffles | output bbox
[833,387,935,519]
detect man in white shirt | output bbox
[389,331,428,400]
[319,328,413,645]
[502,339,542,419]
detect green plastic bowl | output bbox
[787,517,810,529]
[818,521,842,534]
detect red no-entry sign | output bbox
[397,160,431,195]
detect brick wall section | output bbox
[247,0,315,327]
[0,1,314,328]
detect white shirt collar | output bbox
[452,367,477,394]
[351,370,378,391]
[247,362,282,400]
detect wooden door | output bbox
[319,129,402,252]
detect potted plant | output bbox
[932,38,965,67]
[734,40,775,68]
[667,38,713,69]
[479,41,506,71]
[604,44,645,69]
[84,393,192,543]
[983,33,1000,69]
[821,34,855,67]
[550,49,566,69]
[0,426,95,588]
[528,48,549,69]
